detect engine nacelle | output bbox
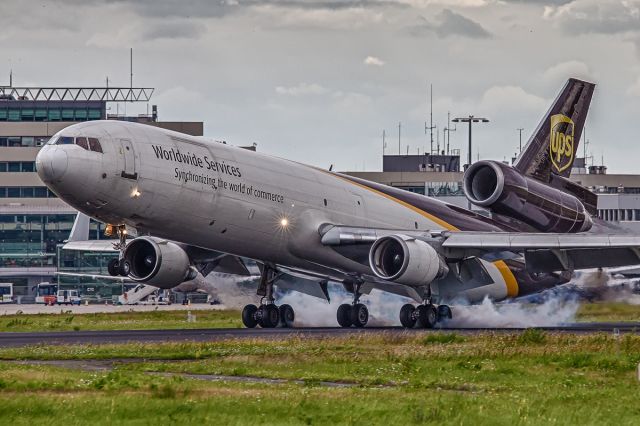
[463,160,592,233]
[369,234,449,286]
[123,236,196,289]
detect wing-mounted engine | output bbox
[368,234,449,286]
[123,236,197,289]
[463,160,592,233]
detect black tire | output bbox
[107,258,120,276]
[336,304,352,328]
[437,305,452,321]
[279,304,295,328]
[242,304,258,328]
[261,304,280,328]
[351,303,369,328]
[118,259,131,276]
[399,304,416,328]
[416,304,438,329]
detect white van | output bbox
[56,289,81,305]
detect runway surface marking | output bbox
[0,323,639,348]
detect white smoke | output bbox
[278,284,412,327]
[202,266,640,328]
[441,296,579,328]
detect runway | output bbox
[1,322,639,347]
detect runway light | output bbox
[280,218,289,228]
[131,189,141,198]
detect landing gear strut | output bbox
[242,266,296,329]
[107,224,129,277]
[399,287,452,329]
[337,280,369,328]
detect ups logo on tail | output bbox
[549,114,575,173]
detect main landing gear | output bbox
[336,281,369,328]
[242,265,296,329]
[399,303,452,329]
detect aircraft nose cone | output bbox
[36,146,68,183]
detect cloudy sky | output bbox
[2,0,640,172]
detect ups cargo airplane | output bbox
[36,78,640,329]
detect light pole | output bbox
[517,128,524,154]
[452,115,489,169]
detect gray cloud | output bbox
[101,0,406,19]
[544,0,640,35]
[409,9,492,39]
[140,21,207,40]
[2,0,640,173]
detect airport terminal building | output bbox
[0,85,203,300]
[345,154,640,231]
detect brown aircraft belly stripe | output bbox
[326,171,520,298]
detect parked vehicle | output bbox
[35,282,58,305]
[56,289,81,305]
[0,283,13,303]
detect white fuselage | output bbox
[36,120,514,301]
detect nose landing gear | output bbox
[106,224,130,277]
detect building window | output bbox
[0,187,56,198]
[0,136,49,147]
[0,162,37,173]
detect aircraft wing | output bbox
[62,240,118,252]
[55,271,131,282]
[320,225,640,273]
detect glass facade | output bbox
[0,214,107,267]
[57,248,124,302]
[0,136,49,147]
[0,107,103,122]
[0,162,36,172]
[0,187,56,198]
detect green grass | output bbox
[0,309,241,332]
[0,301,635,333]
[1,333,640,424]
[577,302,640,322]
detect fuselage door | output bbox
[119,139,137,180]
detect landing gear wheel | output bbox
[400,304,416,328]
[437,305,452,321]
[279,304,295,328]
[350,303,369,328]
[107,259,120,276]
[260,304,280,328]
[242,304,258,328]
[337,304,353,328]
[118,259,131,276]
[416,304,438,329]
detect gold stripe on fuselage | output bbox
[327,171,520,298]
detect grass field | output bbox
[0,302,637,333]
[0,309,242,332]
[1,331,640,424]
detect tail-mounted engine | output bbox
[463,160,592,233]
[122,236,197,289]
[369,234,449,286]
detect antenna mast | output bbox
[425,84,436,155]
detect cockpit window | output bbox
[57,137,74,145]
[75,137,89,150]
[88,138,103,153]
